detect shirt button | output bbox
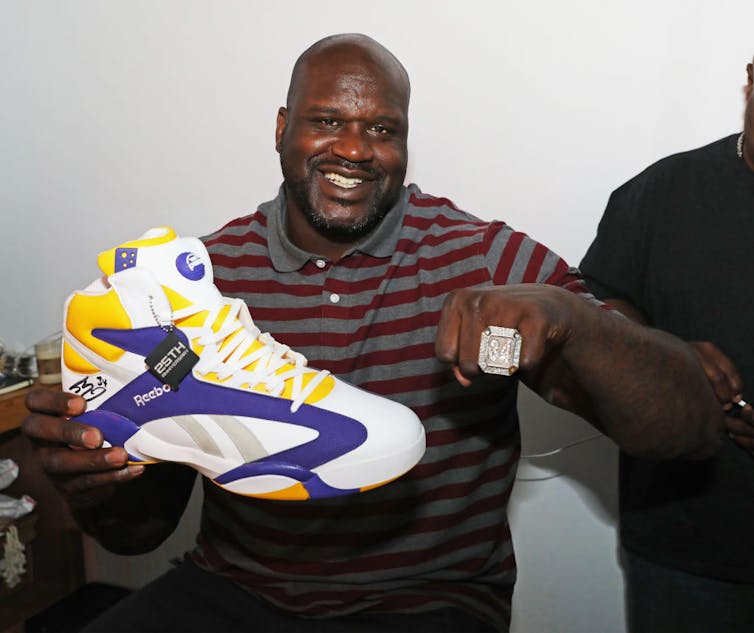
[329,293,340,304]
[315,259,327,269]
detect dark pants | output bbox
[82,557,496,633]
[623,548,754,633]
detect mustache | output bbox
[311,158,380,179]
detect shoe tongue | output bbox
[97,226,223,310]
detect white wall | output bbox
[2,2,752,631]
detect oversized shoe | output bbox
[62,227,426,500]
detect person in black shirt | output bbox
[580,55,754,633]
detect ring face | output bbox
[478,326,522,376]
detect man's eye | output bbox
[370,124,389,135]
[319,119,339,128]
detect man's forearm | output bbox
[556,303,724,459]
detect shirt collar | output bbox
[265,185,409,272]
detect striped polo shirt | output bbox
[194,183,590,630]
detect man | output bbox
[580,57,754,632]
[23,34,724,632]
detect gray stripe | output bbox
[209,414,269,462]
[175,414,271,462]
[173,415,223,457]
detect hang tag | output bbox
[144,331,199,390]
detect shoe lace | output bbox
[175,298,329,413]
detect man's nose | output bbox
[331,124,374,162]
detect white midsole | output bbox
[125,425,425,494]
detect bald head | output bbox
[275,34,411,258]
[286,34,410,110]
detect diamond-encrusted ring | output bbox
[478,326,522,376]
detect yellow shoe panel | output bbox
[66,289,132,362]
[62,341,100,374]
[162,285,193,313]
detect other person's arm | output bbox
[605,297,754,453]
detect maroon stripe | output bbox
[408,192,461,211]
[230,522,511,577]
[203,487,513,558]
[346,243,485,276]
[215,268,488,313]
[358,370,453,396]
[493,231,525,283]
[403,211,488,230]
[207,450,517,530]
[320,342,438,374]
[521,241,548,283]
[413,384,516,421]
[204,223,266,249]
[480,221,507,254]
[214,560,511,620]
[202,483,514,573]
[395,227,489,252]
[330,269,488,303]
[210,252,273,270]
[297,309,440,341]
[203,445,514,524]
[245,564,512,614]
[217,277,322,298]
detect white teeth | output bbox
[325,172,363,189]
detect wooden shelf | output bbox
[0,382,84,632]
[0,381,60,435]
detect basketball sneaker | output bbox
[61,227,425,500]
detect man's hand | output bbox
[22,389,194,554]
[436,284,579,386]
[435,284,725,460]
[689,341,754,451]
[21,389,144,509]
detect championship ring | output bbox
[478,326,522,376]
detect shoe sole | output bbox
[78,409,425,500]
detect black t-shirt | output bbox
[580,134,754,582]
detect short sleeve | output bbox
[482,220,603,307]
[580,180,649,307]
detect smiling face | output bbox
[276,36,410,257]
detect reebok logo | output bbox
[176,251,205,281]
[134,384,172,407]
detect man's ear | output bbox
[275,107,288,153]
[746,64,754,101]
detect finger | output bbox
[724,400,754,422]
[39,445,130,476]
[515,318,549,374]
[691,342,743,404]
[58,465,146,508]
[452,365,472,388]
[724,416,754,438]
[436,290,464,367]
[738,402,754,425]
[699,361,735,406]
[22,413,103,449]
[728,433,754,452]
[25,389,86,417]
[711,354,743,396]
[457,316,484,380]
[455,290,496,380]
